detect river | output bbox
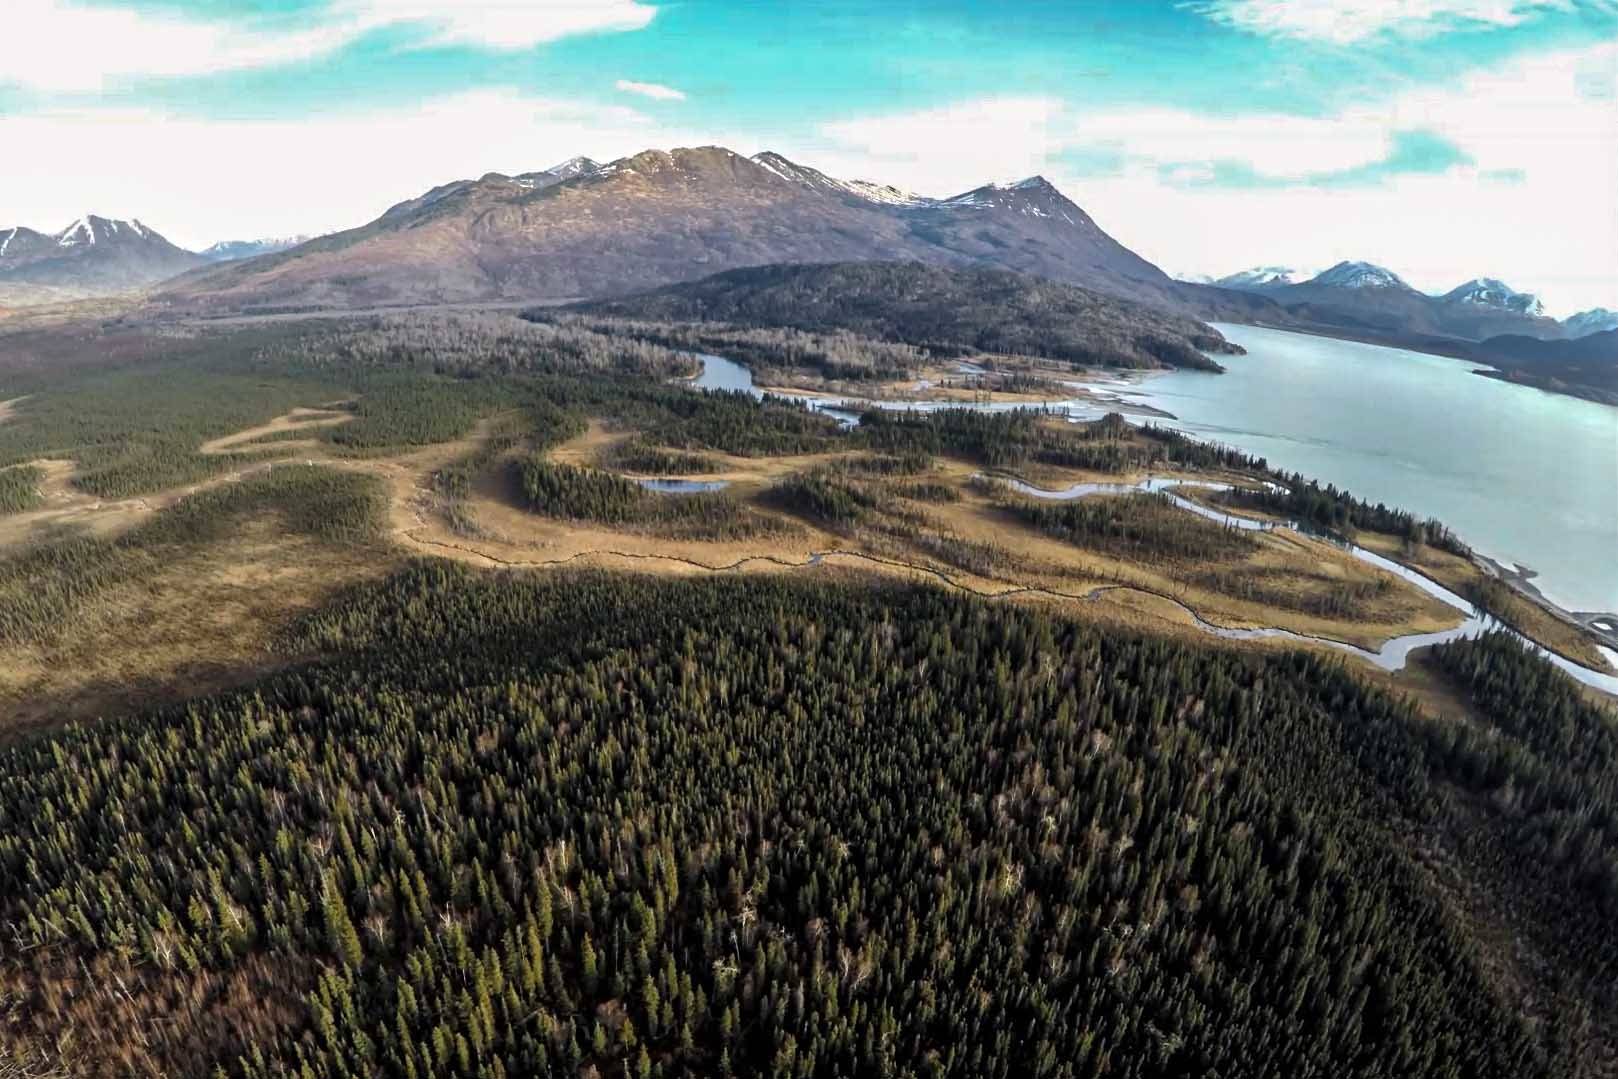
[1117,324,1618,619]
[688,349,1618,690]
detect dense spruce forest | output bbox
[2,566,1611,1078]
[0,463,43,514]
[542,261,1236,375]
[515,458,786,541]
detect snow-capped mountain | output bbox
[0,214,205,301]
[201,236,316,262]
[158,145,1202,315]
[1215,266,1304,290]
[1440,277,1544,317]
[1307,261,1413,291]
[545,156,602,181]
[749,151,929,207]
[1562,308,1618,338]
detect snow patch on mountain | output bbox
[1441,277,1545,317]
[750,152,929,207]
[1308,261,1412,290]
[1563,307,1618,338]
[1217,266,1302,289]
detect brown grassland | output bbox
[0,400,1545,735]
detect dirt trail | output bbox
[0,407,1477,671]
[198,408,353,455]
[0,396,29,425]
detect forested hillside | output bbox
[551,261,1237,374]
[1,567,1609,1077]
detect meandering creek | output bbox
[691,353,1618,692]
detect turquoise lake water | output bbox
[1122,324,1618,615]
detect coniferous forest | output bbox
[2,564,1612,1078]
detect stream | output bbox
[691,354,1618,692]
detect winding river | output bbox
[691,352,1618,693]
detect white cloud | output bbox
[615,79,686,101]
[2,0,353,92]
[1183,0,1577,45]
[807,40,1618,313]
[344,0,657,50]
[0,0,660,92]
[814,97,1071,193]
[0,89,697,249]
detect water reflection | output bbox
[637,478,731,494]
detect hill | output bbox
[151,146,1276,322]
[1469,328,1618,403]
[564,260,1237,372]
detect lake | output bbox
[693,337,1618,616]
[1123,325,1618,617]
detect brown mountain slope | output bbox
[152,146,1268,319]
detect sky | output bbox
[2,0,1615,315]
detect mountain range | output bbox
[0,217,324,307]
[150,147,1254,320]
[200,236,316,263]
[2,149,1610,377]
[1214,262,1568,342]
[0,216,204,304]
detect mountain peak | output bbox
[545,156,602,180]
[750,150,929,206]
[1217,265,1302,290]
[1442,276,1544,317]
[1308,261,1412,291]
[158,142,1182,314]
[201,235,315,263]
[1562,307,1618,337]
[54,216,160,248]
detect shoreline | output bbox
[695,351,1618,678]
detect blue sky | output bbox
[3,0,1616,311]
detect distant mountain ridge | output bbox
[201,236,317,263]
[151,145,1271,321]
[0,215,204,300]
[1563,308,1618,338]
[1214,260,1565,342]
[1215,266,1305,289]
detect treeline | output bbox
[1005,491,1259,564]
[1217,475,1467,554]
[531,313,928,384]
[857,409,1267,475]
[1425,633,1618,913]
[558,261,1235,372]
[0,464,42,514]
[762,469,879,533]
[0,465,384,645]
[516,458,785,541]
[0,567,1568,1076]
[272,311,697,381]
[602,439,724,476]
